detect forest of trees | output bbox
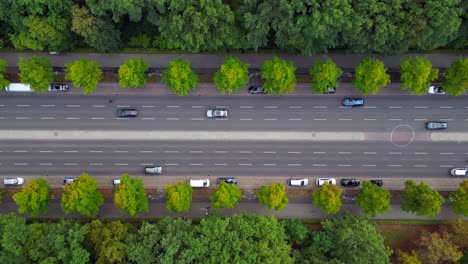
[0,0,466,54]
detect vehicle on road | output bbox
[4,83,33,92]
[342,98,364,107]
[428,86,445,95]
[3,177,24,186]
[426,121,448,130]
[316,178,337,186]
[370,180,384,187]
[190,179,210,187]
[341,179,360,187]
[327,87,336,94]
[217,177,238,184]
[206,109,228,118]
[63,177,77,184]
[48,83,69,92]
[145,166,162,174]
[117,109,138,118]
[288,178,309,186]
[113,179,121,185]
[450,168,468,176]
[248,86,265,94]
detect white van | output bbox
[5,83,33,92]
[190,179,210,187]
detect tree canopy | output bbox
[356,181,392,217]
[18,56,54,92]
[256,182,289,211]
[310,59,343,94]
[352,58,391,95]
[401,180,445,217]
[260,56,296,95]
[113,174,148,216]
[443,57,468,96]
[0,59,9,90]
[450,180,468,217]
[118,58,149,88]
[312,183,342,214]
[165,181,192,212]
[400,57,439,95]
[214,56,249,94]
[162,58,198,96]
[210,181,242,209]
[87,220,129,264]
[13,178,50,216]
[61,173,104,216]
[65,58,103,94]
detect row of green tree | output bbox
[1,56,467,96]
[0,212,397,264]
[0,1,466,54]
[10,173,468,218]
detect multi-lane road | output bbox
[0,94,467,179]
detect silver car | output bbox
[3,177,24,185]
[63,177,77,184]
[316,178,337,186]
[206,109,228,118]
[145,166,162,174]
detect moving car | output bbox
[248,86,265,94]
[316,178,336,186]
[63,177,77,184]
[206,109,228,118]
[288,178,309,186]
[117,109,138,118]
[426,121,448,130]
[370,180,384,187]
[341,179,360,187]
[450,168,468,176]
[190,179,210,187]
[342,98,364,107]
[48,83,69,92]
[145,166,162,174]
[3,177,24,186]
[217,177,238,184]
[428,86,445,95]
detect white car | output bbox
[450,168,468,176]
[113,179,121,185]
[206,109,228,118]
[428,86,445,95]
[3,177,24,185]
[316,178,337,186]
[145,166,162,174]
[288,178,309,186]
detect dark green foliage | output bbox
[401,180,445,217]
[283,218,308,244]
[87,220,128,264]
[128,34,151,48]
[450,180,468,217]
[356,181,392,217]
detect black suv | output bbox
[216,178,238,184]
[117,109,138,117]
[370,180,383,187]
[341,179,360,187]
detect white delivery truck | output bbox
[5,83,33,92]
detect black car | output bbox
[341,179,360,187]
[217,177,238,184]
[370,180,383,187]
[342,98,364,107]
[426,121,448,130]
[248,86,265,94]
[117,109,138,117]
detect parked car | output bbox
[206,109,228,118]
[370,180,384,187]
[190,179,210,187]
[248,86,265,94]
[450,168,468,176]
[316,178,337,186]
[342,98,364,107]
[327,87,336,94]
[63,177,77,184]
[145,166,162,174]
[217,177,238,184]
[341,179,360,187]
[117,109,138,118]
[288,178,309,186]
[48,83,69,92]
[3,177,24,186]
[113,179,121,185]
[428,86,445,95]
[426,121,448,130]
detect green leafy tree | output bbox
[18,56,54,92]
[152,217,195,263]
[353,58,391,95]
[125,221,161,264]
[260,56,296,95]
[87,220,128,264]
[356,181,392,217]
[310,59,343,94]
[118,58,149,88]
[396,250,422,264]
[210,182,242,209]
[61,173,104,216]
[214,56,249,94]
[400,57,439,95]
[65,58,103,94]
[165,182,192,212]
[0,214,32,263]
[13,178,50,216]
[450,180,468,217]
[443,57,468,96]
[417,230,463,264]
[313,183,342,214]
[71,5,120,52]
[283,218,308,244]
[401,180,445,217]
[233,1,273,51]
[316,212,392,264]
[256,182,288,211]
[113,174,148,216]
[162,58,198,96]
[0,59,9,89]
